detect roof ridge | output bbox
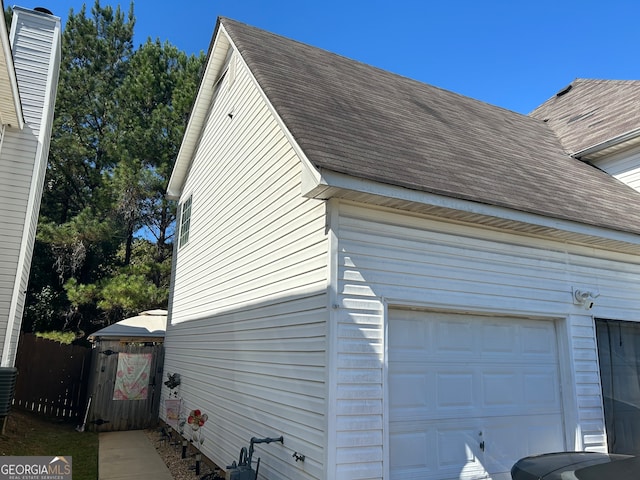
[220,16,543,125]
[575,78,640,84]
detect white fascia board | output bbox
[574,127,640,160]
[167,24,231,200]
[0,4,23,129]
[305,168,640,247]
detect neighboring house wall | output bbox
[329,201,640,479]
[0,8,60,367]
[163,51,329,480]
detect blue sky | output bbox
[39,0,640,114]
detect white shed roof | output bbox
[88,309,167,341]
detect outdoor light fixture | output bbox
[195,453,202,475]
[573,287,600,310]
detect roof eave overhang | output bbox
[303,168,640,255]
[574,127,640,161]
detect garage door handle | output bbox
[479,441,485,452]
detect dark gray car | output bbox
[511,452,637,480]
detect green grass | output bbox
[0,408,98,479]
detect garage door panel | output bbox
[482,372,519,406]
[481,322,519,354]
[523,371,561,407]
[438,371,475,408]
[435,319,475,356]
[526,417,565,453]
[391,420,485,480]
[483,414,564,473]
[390,311,565,480]
[389,317,429,352]
[389,370,430,410]
[484,421,520,473]
[521,324,557,355]
[389,426,434,474]
[481,368,559,410]
[391,365,560,417]
[438,426,483,468]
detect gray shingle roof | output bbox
[530,79,640,155]
[220,18,640,236]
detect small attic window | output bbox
[178,195,192,248]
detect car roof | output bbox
[576,454,640,480]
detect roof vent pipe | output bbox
[556,84,572,97]
[34,7,53,15]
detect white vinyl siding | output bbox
[164,49,328,480]
[0,131,32,350]
[164,294,327,479]
[592,143,640,192]
[330,201,640,479]
[170,51,327,321]
[0,9,60,366]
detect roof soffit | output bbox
[307,170,640,255]
[575,128,640,161]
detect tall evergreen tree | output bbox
[24,2,205,334]
[44,1,135,224]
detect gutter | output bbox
[573,127,640,159]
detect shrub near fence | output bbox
[13,334,91,420]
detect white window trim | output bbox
[178,195,192,248]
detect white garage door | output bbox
[389,310,565,480]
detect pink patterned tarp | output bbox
[113,353,152,400]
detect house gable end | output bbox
[168,19,322,201]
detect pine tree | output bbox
[24,2,205,334]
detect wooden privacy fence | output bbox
[87,339,164,431]
[13,334,91,420]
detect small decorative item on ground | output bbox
[188,409,208,474]
[188,409,208,430]
[188,409,208,446]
